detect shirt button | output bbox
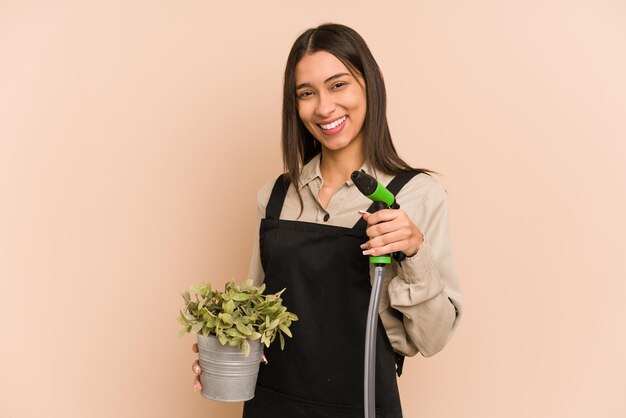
[323,213,330,222]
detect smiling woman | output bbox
[294,51,367,157]
[190,23,463,418]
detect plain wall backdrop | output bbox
[1,1,625,417]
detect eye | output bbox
[332,82,347,89]
[297,90,314,99]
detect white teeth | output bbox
[320,116,346,130]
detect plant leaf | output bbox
[232,292,250,301]
[261,306,278,316]
[182,311,196,321]
[223,299,235,315]
[236,322,252,336]
[218,313,234,325]
[261,334,270,348]
[224,328,240,337]
[181,290,191,303]
[278,324,292,338]
[241,340,250,357]
[190,322,204,334]
[267,318,280,331]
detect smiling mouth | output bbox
[318,116,347,130]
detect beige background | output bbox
[1,0,625,417]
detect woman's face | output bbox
[294,51,367,155]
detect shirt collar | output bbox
[298,154,322,190]
[297,153,380,190]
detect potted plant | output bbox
[178,279,298,402]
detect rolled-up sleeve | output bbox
[387,181,463,357]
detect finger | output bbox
[362,225,410,248]
[193,375,202,392]
[192,360,201,375]
[363,230,407,252]
[363,240,410,257]
[192,343,198,353]
[363,209,401,226]
[365,219,403,239]
[261,353,268,365]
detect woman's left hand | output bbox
[359,209,424,258]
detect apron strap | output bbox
[265,174,290,219]
[352,170,423,231]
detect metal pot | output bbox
[197,334,262,402]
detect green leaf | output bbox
[261,334,270,348]
[217,333,228,345]
[182,311,196,321]
[241,340,250,357]
[218,313,234,325]
[224,328,241,337]
[279,332,285,350]
[205,316,217,328]
[267,318,280,331]
[236,322,252,336]
[190,322,204,334]
[249,331,262,340]
[278,324,292,338]
[181,290,191,303]
[261,306,279,316]
[178,327,188,339]
[232,292,250,301]
[223,299,236,315]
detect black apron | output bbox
[243,172,418,418]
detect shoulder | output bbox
[396,172,448,207]
[256,177,279,210]
[256,174,290,212]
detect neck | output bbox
[319,145,365,186]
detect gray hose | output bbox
[364,265,385,418]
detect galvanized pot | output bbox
[197,334,262,402]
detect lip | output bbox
[317,115,348,136]
[317,115,347,126]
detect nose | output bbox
[315,90,336,118]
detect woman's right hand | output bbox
[191,342,269,393]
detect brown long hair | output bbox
[282,23,436,208]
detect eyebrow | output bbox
[295,72,351,90]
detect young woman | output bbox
[192,23,463,417]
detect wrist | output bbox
[406,234,424,258]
